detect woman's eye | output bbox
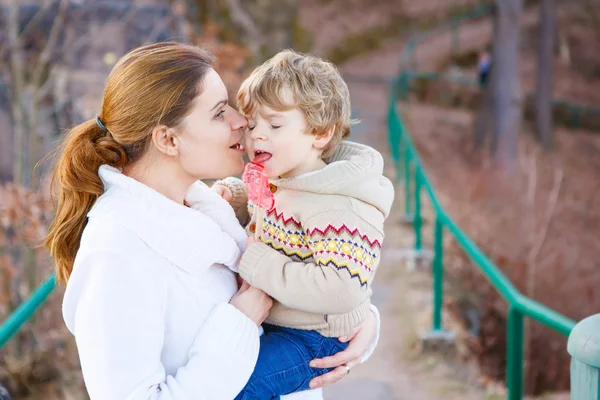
[215,110,225,120]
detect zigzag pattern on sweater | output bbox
[313,250,374,272]
[263,240,314,261]
[306,225,382,248]
[262,219,309,249]
[265,208,302,228]
[315,257,369,287]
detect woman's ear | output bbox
[313,125,335,151]
[152,125,179,157]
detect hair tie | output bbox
[96,116,108,132]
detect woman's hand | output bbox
[230,280,272,326]
[307,309,378,389]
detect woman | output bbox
[44,42,380,399]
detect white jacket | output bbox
[62,165,379,400]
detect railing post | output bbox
[507,306,524,400]
[568,314,600,400]
[414,167,423,251]
[403,146,413,221]
[399,72,409,101]
[388,102,402,184]
[432,215,444,331]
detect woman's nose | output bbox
[229,108,248,131]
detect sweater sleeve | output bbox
[213,177,250,226]
[238,210,383,315]
[68,251,259,400]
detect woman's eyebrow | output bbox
[210,99,228,111]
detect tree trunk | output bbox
[473,5,499,149]
[246,0,298,61]
[8,0,25,185]
[535,0,556,149]
[492,0,523,174]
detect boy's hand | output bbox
[247,237,257,247]
[211,184,233,202]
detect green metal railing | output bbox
[388,75,576,399]
[388,4,581,400]
[568,314,600,399]
[0,274,56,348]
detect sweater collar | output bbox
[88,165,245,274]
[270,141,395,217]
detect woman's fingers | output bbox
[309,344,361,370]
[338,325,361,343]
[309,365,352,389]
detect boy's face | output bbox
[243,90,325,179]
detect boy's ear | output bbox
[313,125,335,151]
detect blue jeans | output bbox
[234,324,348,400]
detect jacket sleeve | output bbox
[238,210,383,314]
[68,251,259,400]
[213,177,250,226]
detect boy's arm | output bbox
[238,211,382,314]
[212,177,250,226]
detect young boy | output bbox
[215,50,394,400]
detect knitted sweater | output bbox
[218,142,395,337]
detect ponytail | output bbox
[45,42,217,283]
[44,120,127,283]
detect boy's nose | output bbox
[250,127,268,141]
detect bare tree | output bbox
[1,1,182,186]
[491,0,523,174]
[535,0,556,148]
[4,0,69,187]
[473,6,499,149]
[473,0,523,175]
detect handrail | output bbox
[0,274,56,348]
[388,77,576,399]
[387,5,578,400]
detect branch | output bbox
[8,0,26,184]
[31,0,69,93]
[144,13,175,44]
[224,0,262,50]
[530,164,564,266]
[64,3,135,62]
[0,1,51,62]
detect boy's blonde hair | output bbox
[237,49,354,157]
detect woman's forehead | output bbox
[197,69,228,109]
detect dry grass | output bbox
[405,102,600,395]
[0,182,86,398]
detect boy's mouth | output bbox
[254,150,272,164]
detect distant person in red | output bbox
[478,48,492,87]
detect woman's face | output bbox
[177,69,248,180]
